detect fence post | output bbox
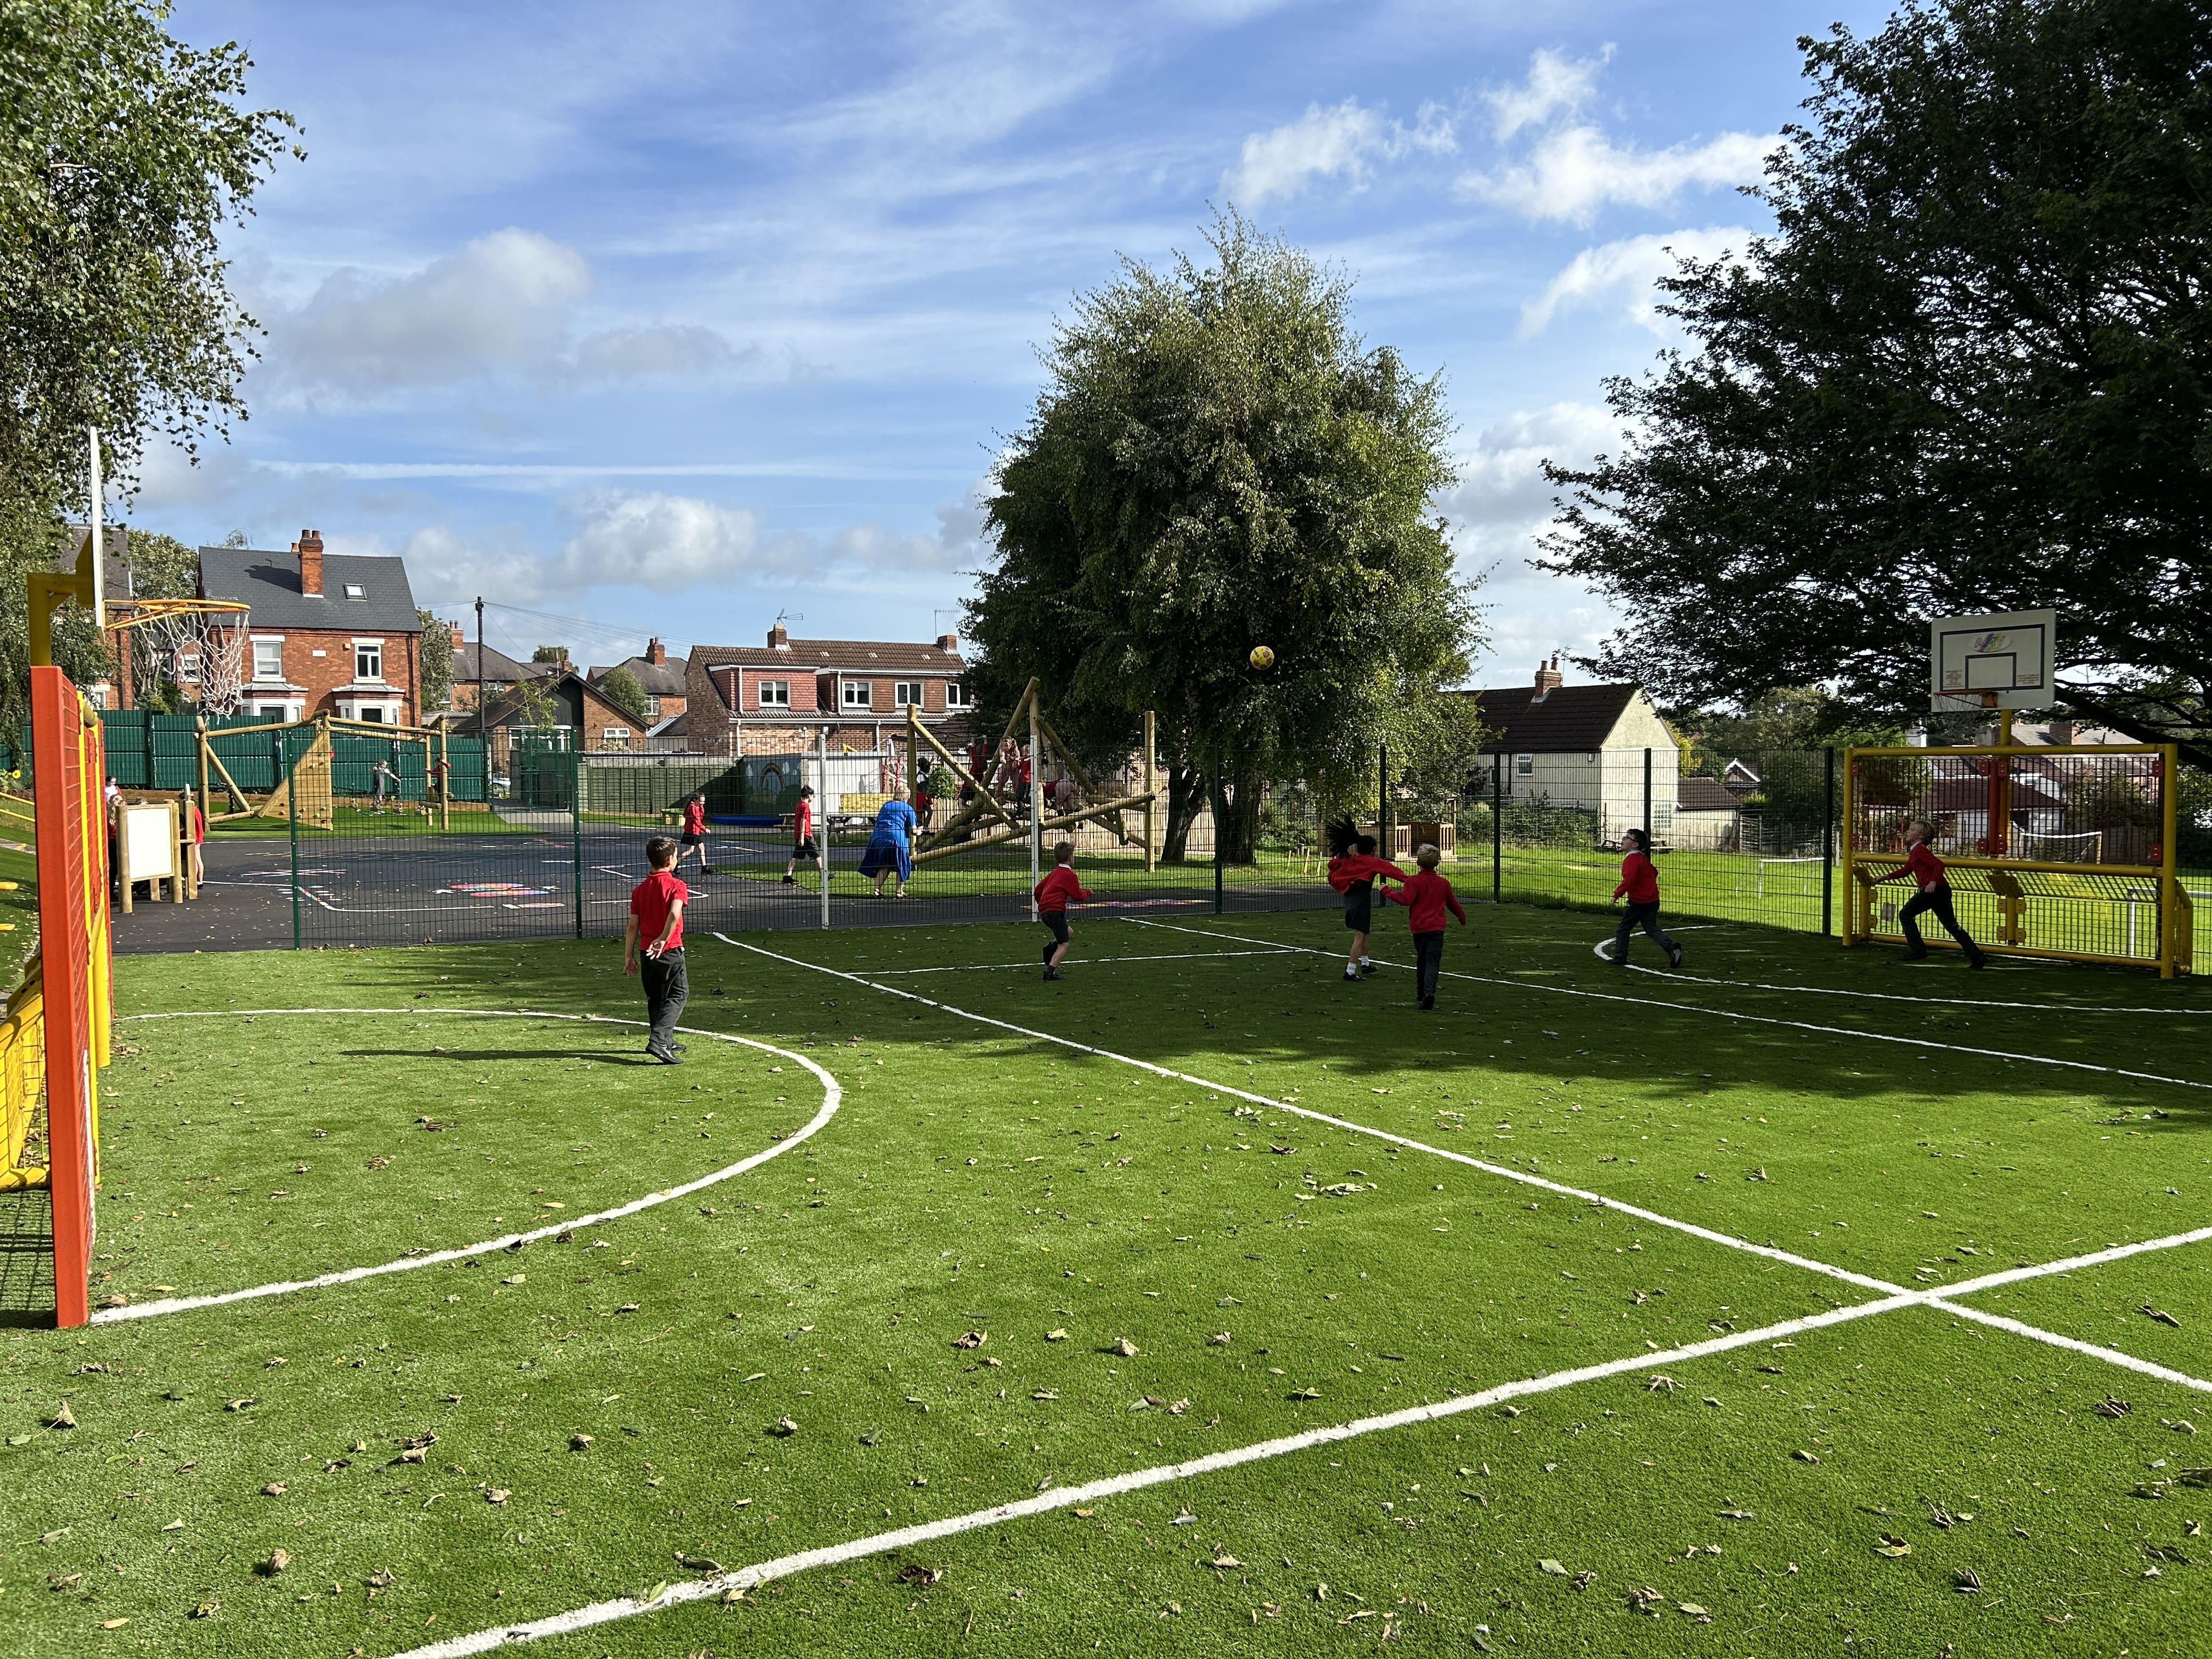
[286,728,302,950]
[1822,746,1836,936]
[817,725,831,931]
[1492,751,1503,902]
[571,745,584,940]
[1643,748,1653,840]
[1214,737,1226,916]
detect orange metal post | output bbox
[31,667,99,1327]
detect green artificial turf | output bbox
[3,904,2209,1656]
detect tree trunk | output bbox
[1218,767,1263,864]
[1161,762,1202,861]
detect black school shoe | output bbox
[646,1043,683,1065]
[781,874,795,885]
[1418,995,1435,1011]
[1667,946,1684,969]
[1043,968,1063,982]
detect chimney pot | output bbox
[768,623,789,650]
[449,620,465,650]
[646,636,666,667]
[294,528,324,597]
[1533,655,1564,699]
[936,633,959,653]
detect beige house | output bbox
[1465,658,1683,837]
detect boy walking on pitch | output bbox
[625,836,689,1063]
[1325,817,1408,981]
[677,790,710,876]
[1606,827,1683,968]
[1892,819,1988,967]
[1034,840,1092,981]
[782,784,821,885]
[1381,843,1465,1009]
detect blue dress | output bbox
[859,798,917,881]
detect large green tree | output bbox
[1543,0,2212,768]
[970,214,1483,861]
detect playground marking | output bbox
[862,947,1299,976]
[1592,938,2212,1015]
[90,1009,840,1324]
[1130,919,2212,1094]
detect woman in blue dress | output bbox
[859,785,918,898]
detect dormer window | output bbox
[342,582,366,600]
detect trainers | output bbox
[1344,967,1360,981]
[1668,946,1684,969]
[1043,968,1062,982]
[1359,961,1377,977]
[781,874,795,885]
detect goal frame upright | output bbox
[1841,739,2189,979]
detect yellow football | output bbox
[1249,645,1276,670]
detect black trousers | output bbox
[641,947,687,1050]
[1899,884,1984,961]
[1412,930,1445,1001]
[1612,900,1677,964]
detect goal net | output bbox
[2013,830,2103,865]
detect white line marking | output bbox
[1132,918,2212,1093]
[862,948,1297,976]
[1590,938,2212,1015]
[381,1293,1919,1659]
[91,1009,839,1324]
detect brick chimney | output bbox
[768,623,789,650]
[1532,654,1563,701]
[646,636,667,667]
[936,633,958,653]
[449,620,465,651]
[295,528,324,597]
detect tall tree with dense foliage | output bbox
[1543,0,2212,767]
[970,213,1483,860]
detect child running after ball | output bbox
[782,783,821,886]
[1034,840,1092,981]
[676,789,710,876]
[1381,843,1465,1010]
[1891,819,1988,968]
[625,835,689,1064]
[1325,816,1408,981]
[1606,827,1683,969]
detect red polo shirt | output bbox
[631,870,688,951]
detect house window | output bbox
[895,681,923,708]
[356,705,386,724]
[252,638,284,681]
[1515,753,1534,776]
[757,679,790,707]
[354,640,384,682]
[602,726,631,749]
[644,695,661,718]
[842,680,872,709]
[945,682,968,709]
[342,582,366,600]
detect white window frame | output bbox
[251,635,285,682]
[894,680,923,708]
[842,680,872,709]
[944,682,968,709]
[757,679,791,708]
[1515,753,1534,776]
[601,725,631,749]
[643,694,661,718]
[353,637,386,682]
[341,582,366,600]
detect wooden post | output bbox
[195,714,211,826]
[1143,709,1156,873]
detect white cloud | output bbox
[1518,226,1752,336]
[269,229,746,394]
[1484,46,1608,142]
[1224,97,1454,206]
[1463,126,1773,226]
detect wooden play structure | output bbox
[906,679,1160,868]
[199,712,456,831]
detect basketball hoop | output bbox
[106,599,252,715]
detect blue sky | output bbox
[128,0,1889,683]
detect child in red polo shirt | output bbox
[1381,843,1465,1009]
[1892,819,1987,968]
[625,835,689,1063]
[1606,827,1683,969]
[676,790,710,876]
[1034,840,1092,981]
[1325,818,1409,981]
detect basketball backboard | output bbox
[1929,610,2056,712]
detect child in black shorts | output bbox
[1324,818,1408,981]
[1033,840,1092,981]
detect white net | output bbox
[134,604,249,716]
[2016,830,2104,865]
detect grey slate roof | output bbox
[1463,684,1643,753]
[587,654,687,696]
[197,545,422,633]
[455,640,545,683]
[1677,776,1744,812]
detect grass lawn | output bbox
[4,904,2209,1656]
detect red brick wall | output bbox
[242,628,419,724]
[817,673,964,716]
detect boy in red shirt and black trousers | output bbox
[1381,843,1465,1010]
[626,836,689,1063]
[1325,818,1409,981]
[1892,819,1987,968]
[1606,827,1683,968]
[1035,840,1091,981]
[677,790,710,877]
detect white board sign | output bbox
[1929,610,2057,712]
[120,803,176,883]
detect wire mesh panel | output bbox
[1846,744,2189,975]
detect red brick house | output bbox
[684,624,969,757]
[585,637,687,730]
[196,531,424,724]
[444,623,553,713]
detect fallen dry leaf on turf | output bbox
[1628,1587,1663,1615]
[1167,1398,1190,1415]
[1289,1387,1322,1401]
[190,1599,220,1618]
[501,1274,524,1286]
[1045,1328,1068,1341]
[98,1618,129,1629]
[569,1434,592,1450]
[1031,1390,1059,1401]
[1538,1559,1568,1576]
[2177,1468,2212,1488]
[1678,1603,1711,1620]
[2096,1396,2133,1418]
[1572,1570,1598,1591]
[1792,1449,1821,1464]
[1073,1508,1093,1518]
[675,1553,723,1573]
[260,1482,286,1497]
[224,1397,254,1412]
[47,1401,76,1430]
[894,1564,942,1586]
[768,1417,799,1437]
[1719,1509,1756,1520]
[1874,1534,1912,1558]
[160,1519,184,1532]
[1209,1555,1242,1569]
[1113,1338,1138,1357]
[365,1568,397,1588]
[1954,1566,1982,1592]
[2142,1305,2182,1328]
[953,1330,986,1350]
[615,1303,640,1314]
[488,1488,510,1504]
[1646,1375,1679,1393]
[1207,1331,1231,1346]
[258,1549,290,1576]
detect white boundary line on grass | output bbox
[713,934,2212,1392]
[383,1294,1917,1659]
[1131,919,2212,1094]
[89,1009,842,1325]
[1588,939,2212,1015]
[862,948,1299,976]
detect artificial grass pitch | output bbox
[3,905,2208,1656]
